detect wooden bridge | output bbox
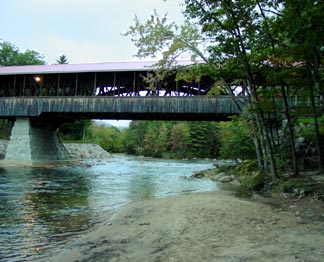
[0,61,321,165]
[0,61,243,166]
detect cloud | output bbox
[2,0,184,64]
[39,33,136,64]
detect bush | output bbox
[235,160,258,176]
[240,172,266,191]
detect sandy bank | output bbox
[54,191,324,262]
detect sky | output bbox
[1,0,185,127]
[1,0,184,64]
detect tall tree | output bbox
[184,0,280,179]
[171,122,191,158]
[276,0,324,173]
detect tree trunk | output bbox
[253,135,264,171]
[281,85,299,176]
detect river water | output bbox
[0,155,217,262]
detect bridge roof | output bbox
[0,60,195,75]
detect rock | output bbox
[0,140,111,160]
[219,176,234,183]
[192,172,204,178]
[210,172,233,182]
[63,143,111,160]
[216,172,227,178]
[0,140,8,159]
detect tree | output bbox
[188,121,220,158]
[171,122,191,158]
[87,124,122,153]
[58,120,92,141]
[219,117,256,160]
[144,123,160,157]
[0,40,45,66]
[56,54,69,64]
[189,0,283,179]
[275,0,324,173]
[157,122,171,155]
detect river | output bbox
[0,155,217,262]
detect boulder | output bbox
[219,176,234,183]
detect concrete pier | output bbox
[3,117,74,167]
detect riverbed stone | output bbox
[0,139,111,160]
[219,176,234,183]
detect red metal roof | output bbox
[0,60,195,75]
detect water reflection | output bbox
[129,173,157,200]
[0,167,91,261]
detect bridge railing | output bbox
[0,96,244,120]
[0,95,322,119]
[287,96,324,108]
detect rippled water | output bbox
[0,155,217,261]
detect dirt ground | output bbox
[53,189,324,262]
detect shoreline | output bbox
[54,190,324,262]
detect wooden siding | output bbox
[0,96,244,121]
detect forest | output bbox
[1,0,324,183]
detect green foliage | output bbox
[58,120,92,141]
[235,160,258,176]
[56,54,69,64]
[124,11,207,63]
[170,122,191,158]
[219,117,256,160]
[0,120,12,140]
[87,123,122,153]
[120,120,220,159]
[188,121,220,158]
[124,10,213,89]
[273,178,314,194]
[296,117,324,142]
[0,40,45,66]
[240,172,267,191]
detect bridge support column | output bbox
[4,117,74,167]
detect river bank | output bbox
[54,190,324,262]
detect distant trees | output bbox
[120,120,220,159]
[56,54,69,64]
[60,119,256,161]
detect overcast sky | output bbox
[1,0,184,127]
[1,0,184,64]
